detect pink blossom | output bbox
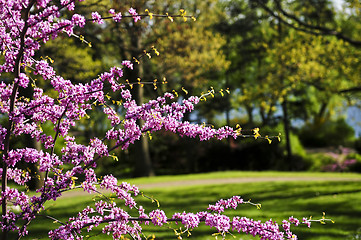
[121,60,133,70]
[15,73,29,88]
[149,209,167,226]
[72,14,86,27]
[128,8,141,22]
[91,12,104,24]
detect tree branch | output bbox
[339,86,361,93]
[2,1,36,239]
[256,0,361,47]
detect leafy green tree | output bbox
[39,38,103,83]
[153,0,229,93]
[256,0,361,123]
[255,0,361,47]
[218,0,361,162]
[51,0,230,176]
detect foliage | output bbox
[305,147,361,172]
[39,37,104,83]
[355,137,361,154]
[148,124,313,174]
[305,153,339,172]
[299,118,355,147]
[343,152,361,173]
[0,1,328,240]
[153,0,230,92]
[217,0,361,150]
[63,0,232,177]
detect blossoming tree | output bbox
[0,0,329,239]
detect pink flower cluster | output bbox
[0,0,322,240]
[129,8,141,22]
[207,195,244,213]
[109,9,123,22]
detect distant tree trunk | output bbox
[132,82,155,177]
[277,8,292,162]
[129,28,155,177]
[282,99,292,161]
[314,102,328,125]
[181,85,194,122]
[260,106,269,126]
[22,82,44,190]
[27,137,44,190]
[225,73,231,127]
[245,105,254,126]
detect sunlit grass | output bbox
[17,171,361,240]
[122,171,361,185]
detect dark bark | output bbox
[256,0,361,47]
[339,87,361,93]
[282,100,292,162]
[277,7,292,162]
[1,2,36,239]
[260,107,267,126]
[129,28,155,177]
[245,105,254,126]
[132,82,155,177]
[26,138,45,190]
[315,102,328,125]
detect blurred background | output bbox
[25,0,361,179]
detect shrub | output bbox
[299,118,355,147]
[306,147,360,172]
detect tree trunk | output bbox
[26,137,45,190]
[282,100,292,162]
[129,28,155,177]
[132,83,155,177]
[245,104,254,126]
[260,106,268,126]
[277,7,292,162]
[315,102,328,125]
[225,73,231,127]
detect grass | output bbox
[13,171,361,240]
[122,171,361,185]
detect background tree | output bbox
[255,0,361,47]
[206,0,361,168]
[61,0,231,176]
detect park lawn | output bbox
[18,171,361,240]
[122,170,361,185]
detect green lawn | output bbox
[16,171,361,239]
[123,171,361,185]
